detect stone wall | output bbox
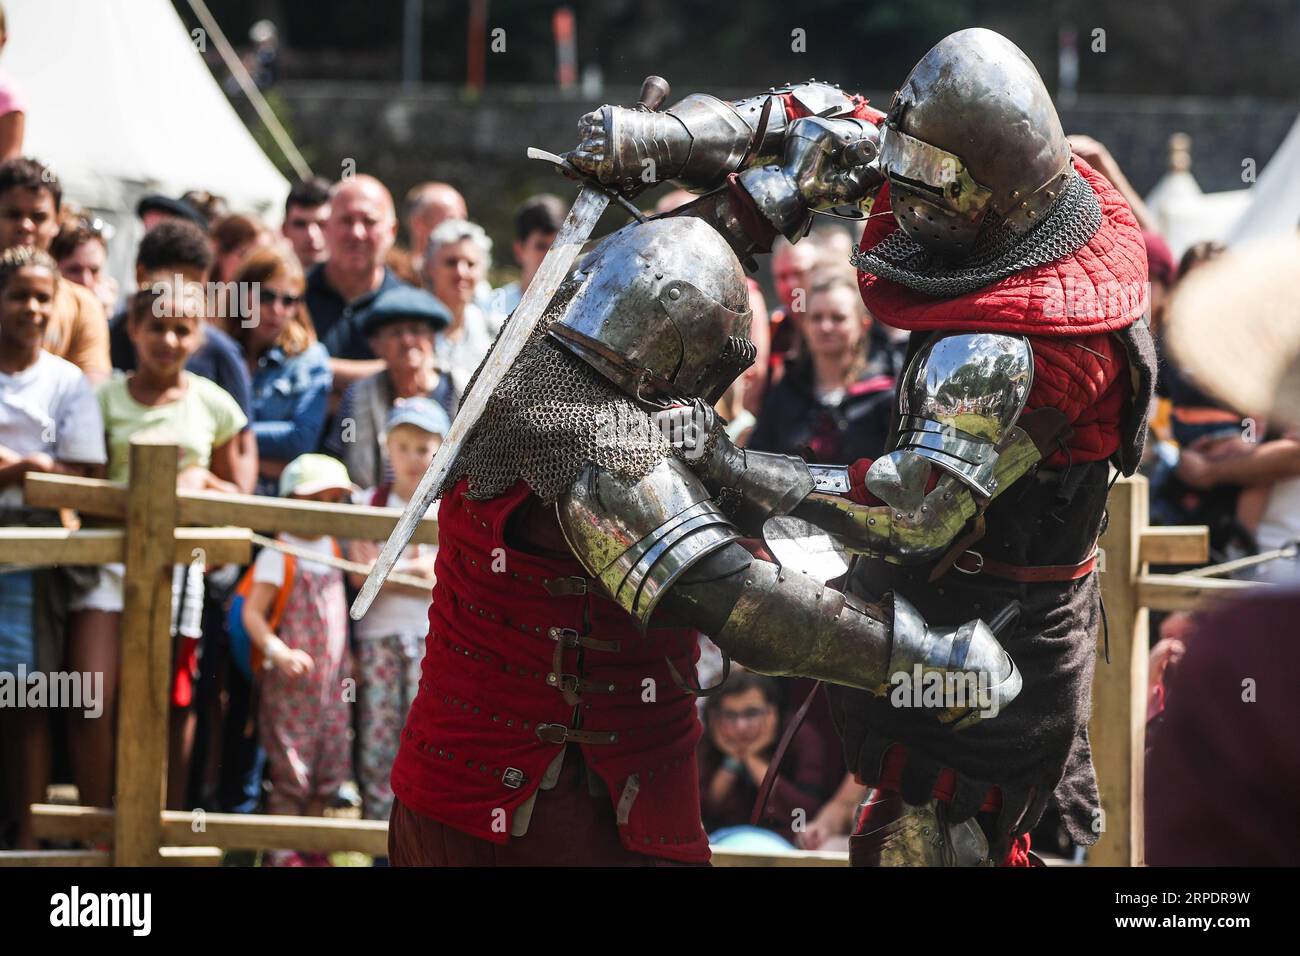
[276,81,1297,271]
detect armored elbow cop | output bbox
[556,457,1020,726]
[683,333,1067,563]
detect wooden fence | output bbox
[0,438,1258,866]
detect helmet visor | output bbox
[878,124,993,217]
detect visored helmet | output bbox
[877,28,1072,259]
[548,216,754,405]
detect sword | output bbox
[351,76,671,620]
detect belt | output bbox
[952,548,1099,583]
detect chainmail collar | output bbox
[438,296,676,504]
[851,169,1103,297]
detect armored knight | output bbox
[564,27,1157,865]
[384,49,1032,866]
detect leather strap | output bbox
[535,722,620,745]
[543,576,590,597]
[750,680,821,826]
[666,650,731,697]
[952,548,1099,583]
[547,626,620,653]
[546,671,623,695]
[928,513,987,583]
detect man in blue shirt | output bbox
[304,176,413,404]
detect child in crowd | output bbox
[0,158,111,382]
[0,247,105,848]
[347,398,447,826]
[69,279,251,811]
[242,453,353,867]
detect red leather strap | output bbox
[952,548,1098,583]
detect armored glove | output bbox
[736,115,883,240]
[568,93,759,197]
[656,400,812,534]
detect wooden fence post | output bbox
[113,438,178,866]
[1089,473,1149,866]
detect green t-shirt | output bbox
[98,372,248,484]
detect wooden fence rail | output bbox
[0,441,1264,866]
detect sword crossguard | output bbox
[527,147,648,224]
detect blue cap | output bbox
[136,194,209,231]
[385,397,451,437]
[359,284,452,337]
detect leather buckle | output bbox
[546,672,580,694]
[955,550,984,575]
[502,767,526,789]
[543,576,588,597]
[547,626,580,647]
[535,723,568,745]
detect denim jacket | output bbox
[250,342,332,465]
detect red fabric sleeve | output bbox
[780,91,885,126]
[846,457,942,504]
[722,171,780,252]
[1026,333,1128,466]
[847,459,881,504]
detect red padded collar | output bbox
[858,157,1149,337]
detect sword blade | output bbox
[350,184,610,619]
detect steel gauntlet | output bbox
[571,94,761,196]
[567,80,867,198]
[658,401,816,534]
[737,115,883,240]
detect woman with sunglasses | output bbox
[233,247,332,496]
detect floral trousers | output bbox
[258,566,352,815]
[356,631,424,821]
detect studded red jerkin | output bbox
[390,479,711,863]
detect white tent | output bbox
[1145,112,1300,259]
[4,0,290,281]
[1226,111,1300,246]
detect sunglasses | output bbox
[258,289,301,308]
